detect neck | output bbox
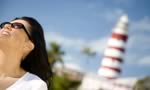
[0,49,26,78]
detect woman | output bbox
[0,17,52,90]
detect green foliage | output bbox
[51,74,81,90]
[47,41,81,90]
[82,47,96,57]
[133,76,150,90]
[47,42,64,67]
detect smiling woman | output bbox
[0,17,52,90]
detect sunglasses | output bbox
[0,22,32,40]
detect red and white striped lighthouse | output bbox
[98,15,128,79]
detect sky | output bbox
[0,0,150,78]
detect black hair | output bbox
[13,17,52,89]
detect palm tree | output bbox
[47,42,64,68]
[47,42,81,90]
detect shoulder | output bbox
[7,72,48,90]
[26,72,48,90]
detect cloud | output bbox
[62,54,79,62]
[54,61,84,72]
[138,56,150,65]
[88,38,107,54]
[127,34,150,49]
[45,32,86,49]
[65,63,84,72]
[127,16,150,49]
[45,31,107,55]
[100,8,125,22]
[131,16,150,32]
[125,17,150,65]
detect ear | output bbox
[24,40,34,52]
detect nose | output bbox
[3,24,12,31]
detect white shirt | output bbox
[6,72,48,90]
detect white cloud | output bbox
[138,56,150,65]
[45,32,86,49]
[131,16,150,31]
[125,17,150,65]
[88,38,107,54]
[53,62,84,72]
[128,17,150,49]
[65,63,83,72]
[127,34,150,49]
[45,31,107,55]
[55,62,84,71]
[100,8,125,22]
[62,54,78,61]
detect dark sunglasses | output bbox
[0,22,32,40]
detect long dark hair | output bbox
[13,17,52,88]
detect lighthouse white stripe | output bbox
[107,38,125,48]
[104,48,124,58]
[101,58,122,68]
[113,28,128,35]
[98,68,119,78]
[116,22,128,30]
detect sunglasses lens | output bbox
[0,22,24,30]
[0,22,32,40]
[12,23,23,29]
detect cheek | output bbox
[12,30,26,44]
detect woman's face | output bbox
[0,19,33,54]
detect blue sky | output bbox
[0,0,150,77]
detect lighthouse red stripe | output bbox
[105,56,123,62]
[102,66,121,73]
[112,33,128,42]
[105,76,117,79]
[108,46,125,52]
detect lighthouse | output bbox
[98,15,128,79]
